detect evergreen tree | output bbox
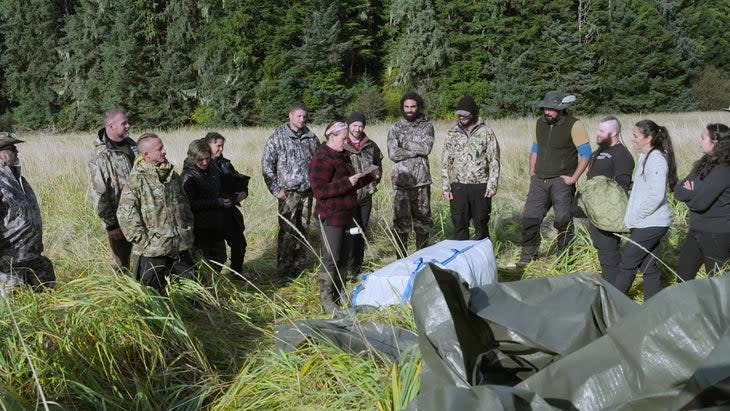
[0,0,67,129]
[56,0,167,130]
[386,0,449,91]
[193,1,265,126]
[296,1,350,123]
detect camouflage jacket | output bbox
[387,117,434,188]
[261,123,320,195]
[88,128,138,230]
[0,164,44,267]
[117,160,194,257]
[344,133,383,201]
[441,118,501,194]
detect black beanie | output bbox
[455,96,479,117]
[347,112,367,126]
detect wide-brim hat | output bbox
[539,90,576,110]
[0,132,24,150]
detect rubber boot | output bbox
[319,278,338,315]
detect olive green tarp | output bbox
[408,264,730,410]
[275,264,730,410]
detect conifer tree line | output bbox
[0,0,727,131]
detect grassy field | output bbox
[2,111,728,409]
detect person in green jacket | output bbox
[117,133,196,292]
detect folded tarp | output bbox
[351,239,497,308]
[274,318,418,362]
[407,264,730,410]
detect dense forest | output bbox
[0,0,727,131]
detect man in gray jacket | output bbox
[261,103,320,277]
[0,133,55,296]
[388,92,435,256]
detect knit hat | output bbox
[455,96,479,117]
[347,111,366,126]
[538,90,576,110]
[0,132,24,151]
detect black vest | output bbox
[535,115,579,178]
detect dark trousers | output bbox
[343,197,372,276]
[109,236,133,273]
[678,229,730,280]
[393,185,434,256]
[194,229,226,272]
[520,176,575,261]
[318,221,348,303]
[589,224,622,284]
[277,191,312,277]
[224,208,247,273]
[135,251,195,293]
[449,182,492,240]
[613,226,668,300]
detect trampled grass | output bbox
[2,111,728,409]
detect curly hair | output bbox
[694,123,730,179]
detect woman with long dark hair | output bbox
[613,120,678,300]
[674,123,730,280]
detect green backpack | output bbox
[578,176,629,233]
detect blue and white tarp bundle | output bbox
[351,238,497,308]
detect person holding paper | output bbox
[309,121,377,314]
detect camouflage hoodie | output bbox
[88,128,138,230]
[441,117,501,194]
[117,160,194,257]
[387,116,434,188]
[0,164,44,267]
[344,132,383,201]
[261,123,319,195]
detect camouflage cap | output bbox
[0,132,24,150]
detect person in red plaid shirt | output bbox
[309,121,379,314]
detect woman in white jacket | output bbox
[613,120,678,300]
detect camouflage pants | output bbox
[392,186,433,256]
[277,191,313,277]
[0,256,55,297]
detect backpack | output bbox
[578,176,629,233]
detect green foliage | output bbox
[348,76,386,122]
[0,0,66,130]
[191,105,216,127]
[0,0,726,128]
[691,66,730,110]
[386,0,450,90]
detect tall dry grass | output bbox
[2,111,728,409]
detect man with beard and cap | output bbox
[583,116,634,283]
[342,112,383,278]
[0,132,55,297]
[89,109,137,274]
[261,102,320,278]
[117,133,196,293]
[509,90,591,268]
[387,91,435,256]
[441,96,501,240]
